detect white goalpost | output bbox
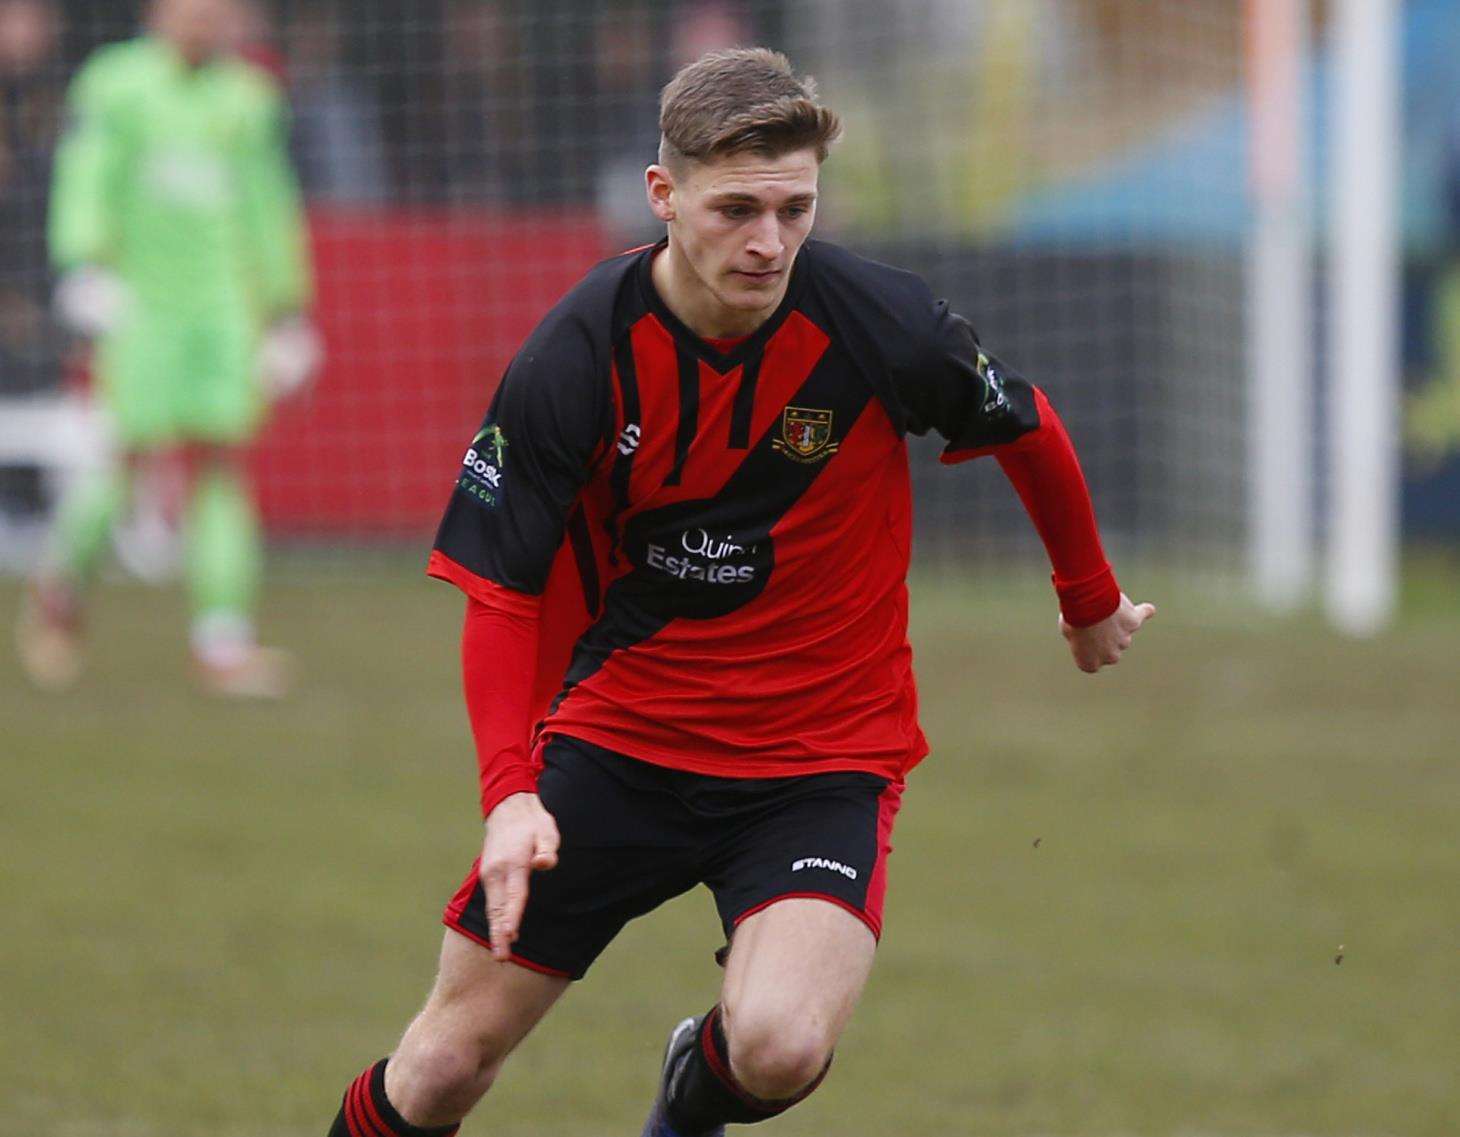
[1325,0,1401,636]
[1246,0,1402,634]
[1246,0,1314,613]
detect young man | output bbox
[15,0,319,698]
[328,48,1153,1137]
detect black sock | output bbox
[665,1006,831,1134]
[328,1058,461,1137]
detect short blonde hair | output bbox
[658,47,842,169]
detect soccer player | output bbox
[15,0,319,698]
[327,48,1154,1137]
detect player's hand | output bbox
[258,315,324,401]
[54,266,130,338]
[479,792,560,963]
[1060,592,1155,673]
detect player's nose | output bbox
[744,214,783,261]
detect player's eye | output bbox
[782,205,810,219]
[720,205,754,219]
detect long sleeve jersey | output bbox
[429,239,1120,813]
[48,37,311,321]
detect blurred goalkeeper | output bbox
[16,0,320,697]
[327,48,1153,1137]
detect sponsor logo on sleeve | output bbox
[976,351,1011,415]
[459,423,509,507]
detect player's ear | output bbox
[646,164,676,223]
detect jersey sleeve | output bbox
[236,81,313,318]
[48,51,129,270]
[893,301,1042,461]
[429,319,610,599]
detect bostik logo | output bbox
[460,423,508,506]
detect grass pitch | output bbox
[3,563,1458,1136]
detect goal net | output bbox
[1,0,1252,588]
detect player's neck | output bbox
[651,242,786,341]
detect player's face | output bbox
[652,148,819,320]
[150,0,237,64]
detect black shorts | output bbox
[443,734,903,980]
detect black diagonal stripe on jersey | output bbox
[606,335,641,564]
[548,343,872,717]
[664,344,700,487]
[728,345,763,450]
[565,502,601,619]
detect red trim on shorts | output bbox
[505,950,574,979]
[731,892,882,941]
[443,859,479,926]
[440,912,574,979]
[865,779,904,936]
[355,1073,394,1137]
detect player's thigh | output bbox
[179,319,263,443]
[443,735,702,980]
[392,927,569,1079]
[719,896,876,1059]
[97,314,189,445]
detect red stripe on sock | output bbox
[345,1079,385,1137]
[698,1007,782,1116]
[358,1070,399,1137]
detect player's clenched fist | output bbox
[1060,592,1156,673]
[479,792,560,962]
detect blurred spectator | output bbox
[229,0,285,85]
[668,0,749,68]
[440,0,521,204]
[591,3,660,241]
[353,0,450,202]
[286,6,388,204]
[0,0,64,397]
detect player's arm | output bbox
[238,81,321,398]
[48,52,130,336]
[427,316,609,959]
[896,302,1154,671]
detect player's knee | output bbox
[725,1013,832,1101]
[386,1034,503,1123]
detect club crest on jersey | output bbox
[773,406,838,464]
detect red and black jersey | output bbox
[429,238,1101,785]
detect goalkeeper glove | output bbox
[258,315,324,400]
[54,266,130,338]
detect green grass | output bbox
[3,565,1458,1136]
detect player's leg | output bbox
[182,441,282,694]
[180,317,282,695]
[646,773,902,1136]
[328,929,569,1137]
[49,303,181,586]
[16,448,138,689]
[17,308,180,687]
[647,900,874,1136]
[334,735,704,1136]
[720,897,875,1096]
